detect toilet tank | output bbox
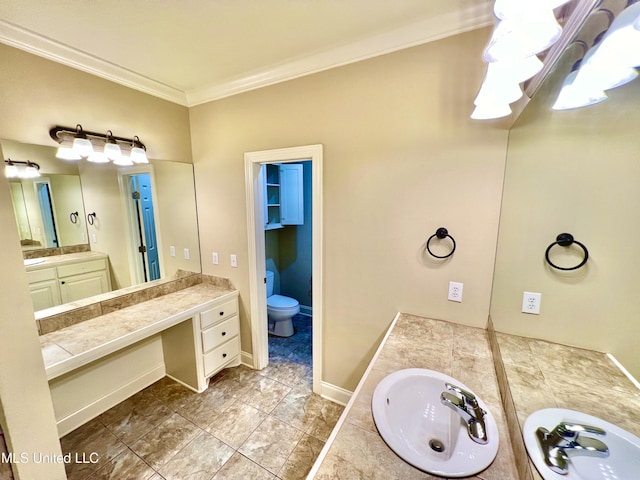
[266,270,274,297]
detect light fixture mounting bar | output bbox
[49,125,146,151]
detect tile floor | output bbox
[59,314,342,480]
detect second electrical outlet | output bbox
[448,281,463,302]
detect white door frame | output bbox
[244,144,323,394]
[117,165,165,286]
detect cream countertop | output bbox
[24,251,107,269]
[309,313,518,479]
[40,282,237,380]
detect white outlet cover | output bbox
[448,281,463,302]
[522,292,541,314]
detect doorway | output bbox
[119,167,162,284]
[244,145,323,394]
[35,179,59,248]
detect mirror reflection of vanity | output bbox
[2,138,202,314]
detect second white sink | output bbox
[371,368,499,477]
[524,408,640,480]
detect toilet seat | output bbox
[267,294,299,312]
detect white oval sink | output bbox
[524,408,640,480]
[371,368,499,477]
[23,258,45,266]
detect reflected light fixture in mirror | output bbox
[4,159,41,179]
[50,124,148,165]
[553,2,640,110]
[472,0,572,119]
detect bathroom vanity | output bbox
[25,251,111,310]
[39,274,240,436]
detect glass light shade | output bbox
[104,141,122,161]
[24,165,40,178]
[498,55,544,83]
[476,63,524,105]
[591,3,640,68]
[130,146,148,164]
[56,146,82,161]
[4,163,18,178]
[484,11,562,62]
[552,70,608,110]
[87,151,109,163]
[471,102,512,120]
[113,154,133,166]
[72,137,93,158]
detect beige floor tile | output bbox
[130,412,201,470]
[205,399,267,449]
[278,434,325,480]
[260,357,310,388]
[271,385,325,431]
[211,452,275,480]
[306,401,344,442]
[87,448,156,480]
[176,387,236,428]
[158,431,234,480]
[238,416,304,474]
[99,390,174,445]
[234,375,292,414]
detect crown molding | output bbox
[0,20,189,106]
[1,2,493,108]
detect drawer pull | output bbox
[222,353,227,358]
[219,311,224,316]
[221,331,226,336]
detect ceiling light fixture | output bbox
[50,125,148,165]
[4,159,41,179]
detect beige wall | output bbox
[490,52,640,379]
[0,43,192,162]
[190,28,509,390]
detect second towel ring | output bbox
[545,233,589,271]
[87,212,97,225]
[69,211,79,224]
[426,227,456,259]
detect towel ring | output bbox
[426,227,456,259]
[545,233,589,271]
[87,212,97,225]
[69,211,79,224]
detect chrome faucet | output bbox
[535,422,609,475]
[440,383,488,444]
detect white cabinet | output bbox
[262,163,304,230]
[26,253,111,310]
[27,268,62,311]
[199,297,241,378]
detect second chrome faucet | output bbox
[440,382,489,444]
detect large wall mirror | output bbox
[2,138,202,314]
[491,1,640,380]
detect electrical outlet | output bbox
[522,292,541,314]
[212,252,219,265]
[230,254,238,268]
[448,281,463,302]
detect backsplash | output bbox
[22,243,91,259]
[36,271,233,335]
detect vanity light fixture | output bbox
[471,0,571,119]
[4,159,41,179]
[553,2,640,110]
[50,124,148,165]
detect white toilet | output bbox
[266,270,300,337]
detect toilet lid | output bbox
[267,294,299,310]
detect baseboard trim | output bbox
[55,364,165,437]
[320,381,352,406]
[241,350,254,368]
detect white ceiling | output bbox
[0,1,493,107]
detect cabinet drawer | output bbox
[26,267,57,284]
[57,259,107,278]
[202,316,239,353]
[200,299,238,329]
[203,339,239,376]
